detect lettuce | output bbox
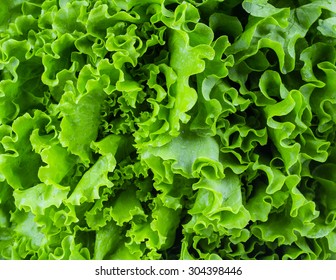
[1,0,336,260]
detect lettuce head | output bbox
[1,0,336,260]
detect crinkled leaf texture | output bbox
[1,0,336,260]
